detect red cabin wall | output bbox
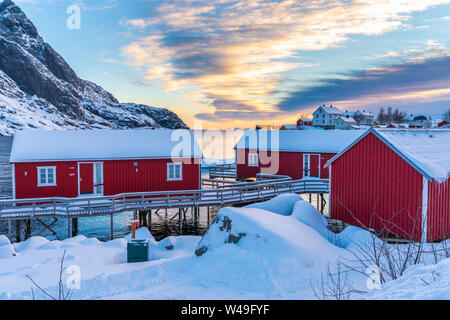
[236,148,335,180]
[330,133,424,240]
[14,158,200,199]
[14,161,79,199]
[427,178,450,241]
[103,158,200,196]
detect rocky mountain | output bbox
[0,0,188,135]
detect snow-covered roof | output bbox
[326,128,450,181]
[338,117,357,123]
[314,106,343,115]
[10,129,203,162]
[235,129,365,153]
[281,124,298,130]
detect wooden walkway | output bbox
[2,177,329,241]
[0,178,328,220]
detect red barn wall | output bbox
[103,158,200,195]
[427,178,450,241]
[330,132,424,240]
[14,158,200,199]
[14,161,79,199]
[236,148,335,180]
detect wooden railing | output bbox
[208,164,237,178]
[0,178,329,220]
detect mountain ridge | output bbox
[0,0,188,135]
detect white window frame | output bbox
[167,162,183,181]
[37,166,57,187]
[248,153,259,167]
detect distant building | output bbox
[407,115,432,128]
[297,118,313,127]
[438,120,449,128]
[279,124,298,130]
[335,117,358,130]
[344,110,375,126]
[312,105,343,129]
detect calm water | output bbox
[0,132,328,243]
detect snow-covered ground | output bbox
[0,194,448,300]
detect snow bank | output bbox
[0,235,15,259]
[370,257,450,299]
[291,200,329,238]
[244,193,303,216]
[195,206,346,271]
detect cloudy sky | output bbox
[17,0,450,128]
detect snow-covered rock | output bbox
[244,193,303,216]
[291,200,329,238]
[195,206,345,270]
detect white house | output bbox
[335,117,358,130]
[312,106,343,129]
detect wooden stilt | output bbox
[316,194,319,210]
[165,208,168,218]
[67,217,71,239]
[25,219,31,240]
[110,214,114,240]
[309,193,312,203]
[72,218,78,237]
[178,208,182,234]
[8,220,12,241]
[148,210,152,231]
[16,220,21,243]
[207,206,210,225]
[193,207,198,229]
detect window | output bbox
[95,163,103,195]
[38,166,56,186]
[167,163,183,181]
[248,153,259,167]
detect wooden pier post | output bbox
[309,193,312,203]
[207,206,210,225]
[8,220,12,241]
[148,210,152,232]
[72,218,78,237]
[193,207,198,229]
[178,208,182,234]
[16,220,21,243]
[110,214,114,240]
[25,219,31,240]
[316,194,319,211]
[67,217,71,239]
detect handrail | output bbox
[0,178,329,219]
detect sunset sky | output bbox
[17,0,450,128]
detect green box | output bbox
[127,239,149,263]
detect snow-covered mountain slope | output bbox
[0,0,188,135]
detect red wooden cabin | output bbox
[326,128,450,242]
[438,120,449,128]
[234,130,364,180]
[10,130,202,199]
[297,118,313,127]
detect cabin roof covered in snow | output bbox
[326,128,450,181]
[234,129,365,153]
[10,129,203,162]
